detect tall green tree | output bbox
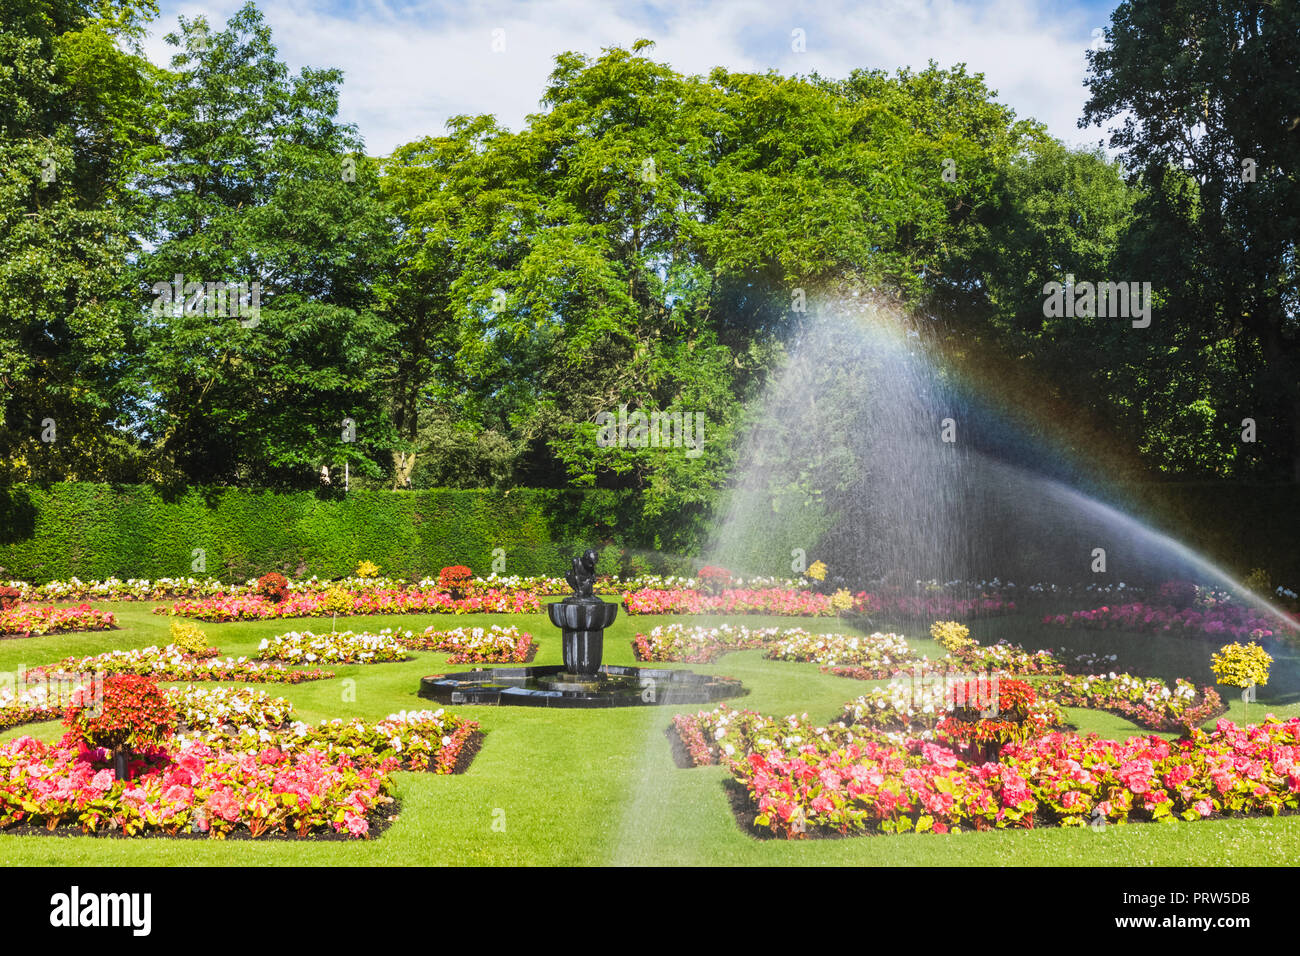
[1082,0,1300,478]
[135,3,396,487]
[383,45,1045,550]
[0,0,161,483]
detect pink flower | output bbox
[90,769,114,792]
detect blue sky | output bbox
[141,0,1125,155]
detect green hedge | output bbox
[0,483,647,584]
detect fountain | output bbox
[418,550,748,707]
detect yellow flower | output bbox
[807,560,828,582]
[355,560,380,579]
[830,588,853,612]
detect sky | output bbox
[141,0,1125,156]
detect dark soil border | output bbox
[0,798,403,841]
[447,729,484,774]
[665,723,699,769]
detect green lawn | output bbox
[1,602,1297,866]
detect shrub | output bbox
[63,675,176,751]
[438,566,473,591]
[355,560,380,579]
[1243,568,1271,594]
[806,560,828,582]
[1210,641,1273,689]
[319,586,354,617]
[257,572,289,602]
[697,565,731,595]
[168,617,209,655]
[0,585,20,610]
[930,620,975,653]
[830,588,854,613]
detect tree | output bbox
[1082,0,1300,478]
[0,0,161,484]
[133,3,397,487]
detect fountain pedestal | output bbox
[547,597,618,674]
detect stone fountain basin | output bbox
[418,664,748,708]
[546,599,619,630]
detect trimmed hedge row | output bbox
[0,483,645,583]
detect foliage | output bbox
[437,566,472,590]
[319,586,354,617]
[0,483,643,581]
[63,675,176,751]
[256,572,289,603]
[1082,0,1300,480]
[167,618,209,655]
[930,620,975,653]
[1210,641,1273,690]
[355,560,380,579]
[1243,569,1271,595]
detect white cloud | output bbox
[142,0,1116,156]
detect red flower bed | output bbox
[1042,602,1277,640]
[851,593,1017,619]
[0,736,395,838]
[159,588,541,622]
[735,717,1300,839]
[0,603,117,638]
[623,588,834,616]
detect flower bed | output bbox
[0,735,395,838]
[257,629,411,665]
[632,624,782,663]
[735,717,1300,838]
[178,709,480,774]
[851,593,1017,620]
[623,587,834,616]
[401,625,535,663]
[1039,672,1224,732]
[159,588,541,621]
[838,677,1065,743]
[765,630,915,674]
[1042,602,1278,640]
[0,688,71,732]
[167,686,295,732]
[0,603,117,638]
[28,645,334,684]
[947,641,1065,676]
[670,706,859,767]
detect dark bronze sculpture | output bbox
[565,548,600,601]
